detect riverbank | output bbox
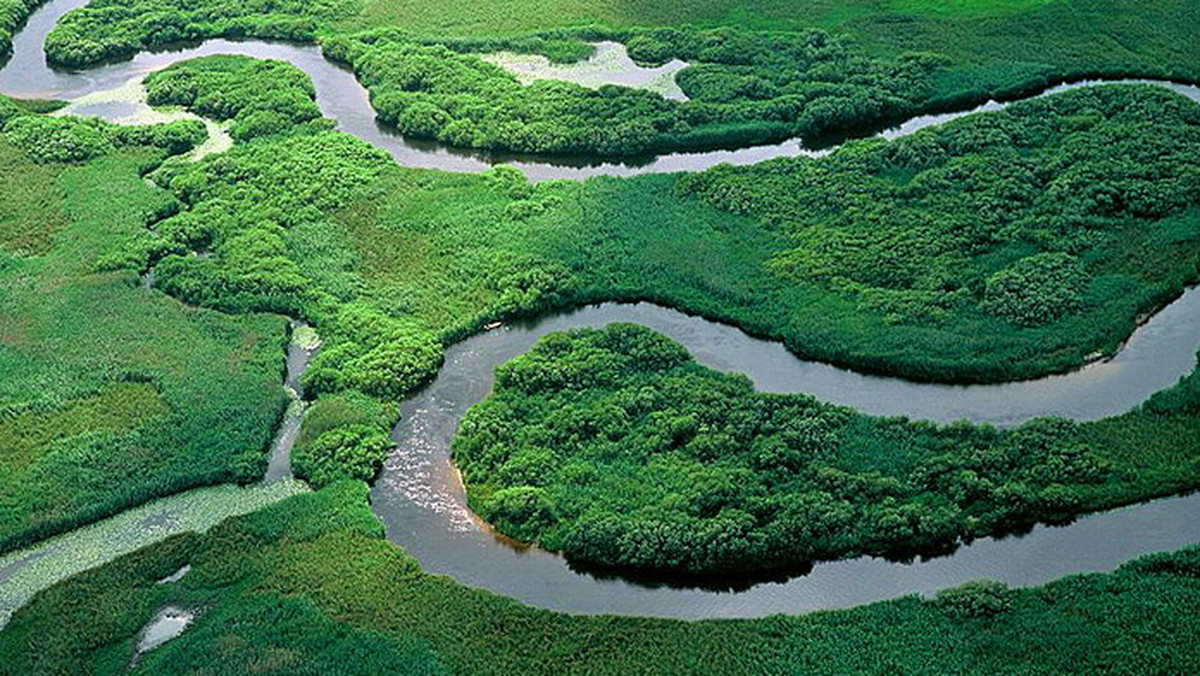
[4,482,1199,674]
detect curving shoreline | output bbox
[1,0,1197,180]
[2,0,1200,622]
[370,302,1200,618]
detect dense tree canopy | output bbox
[455,324,1200,574]
[145,56,328,142]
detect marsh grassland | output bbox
[1,0,1199,672]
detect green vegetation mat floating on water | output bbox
[0,100,288,556]
[0,480,305,628]
[4,483,1200,675]
[454,323,1200,574]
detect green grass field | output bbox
[0,110,289,555]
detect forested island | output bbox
[455,324,1200,574]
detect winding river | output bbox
[372,303,1200,618]
[2,0,1198,180]
[2,0,1200,620]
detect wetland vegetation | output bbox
[455,324,1200,574]
[37,0,1200,157]
[1,0,1199,672]
[0,96,288,555]
[3,483,1200,675]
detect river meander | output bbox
[2,0,1199,620]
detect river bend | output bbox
[2,0,1199,620]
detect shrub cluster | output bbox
[1,115,207,163]
[323,26,943,156]
[455,324,1200,574]
[43,0,357,67]
[145,56,328,141]
[0,0,39,56]
[147,129,389,316]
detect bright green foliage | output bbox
[8,69,1188,567]
[341,0,1200,112]
[146,81,1199,390]
[293,424,392,487]
[311,85,1200,384]
[982,252,1087,326]
[279,85,1200,387]
[296,389,395,449]
[4,483,1200,675]
[301,303,444,398]
[3,116,114,162]
[43,0,360,67]
[0,484,447,675]
[677,85,1200,380]
[0,0,39,56]
[0,96,65,127]
[292,389,396,486]
[455,324,1200,573]
[483,486,559,542]
[141,119,447,395]
[147,131,390,317]
[144,56,328,141]
[0,120,286,554]
[324,27,942,156]
[2,115,206,164]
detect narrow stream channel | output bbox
[1,0,1199,622]
[263,321,320,484]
